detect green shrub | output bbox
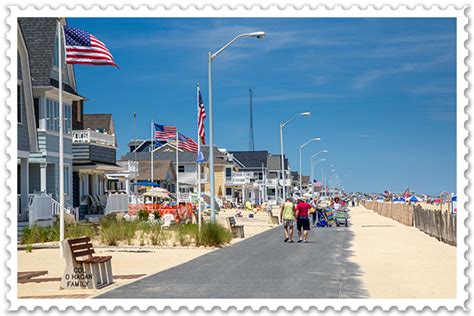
[21,224,59,244]
[137,209,149,221]
[99,217,136,246]
[199,222,232,247]
[65,224,95,239]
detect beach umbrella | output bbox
[451,195,457,202]
[408,195,421,202]
[376,196,384,202]
[143,187,171,199]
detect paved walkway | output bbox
[98,225,368,299]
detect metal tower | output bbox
[249,89,255,151]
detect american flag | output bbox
[197,88,206,145]
[178,133,198,152]
[64,26,117,67]
[155,124,177,140]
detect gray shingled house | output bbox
[228,150,269,205]
[17,18,84,226]
[72,113,121,209]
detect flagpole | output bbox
[197,83,202,231]
[58,19,65,257]
[151,120,154,183]
[176,129,179,202]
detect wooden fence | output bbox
[361,200,414,226]
[413,205,457,246]
[361,200,456,246]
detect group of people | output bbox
[279,196,344,243]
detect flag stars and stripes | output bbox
[198,90,206,145]
[154,124,177,140]
[64,26,117,67]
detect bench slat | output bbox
[70,243,94,252]
[68,236,91,245]
[79,256,112,264]
[72,249,95,258]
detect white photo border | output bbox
[3,4,470,312]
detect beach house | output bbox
[72,113,123,213]
[17,18,84,227]
[121,142,240,202]
[266,154,291,203]
[226,150,269,205]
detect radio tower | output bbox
[249,89,255,151]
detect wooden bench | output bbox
[226,216,245,238]
[60,237,113,290]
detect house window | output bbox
[17,83,23,123]
[64,103,72,133]
[257,172,263,180]
[64,165,70,195]
[226,188,232,196]
[96,128,105,133]
[45,98,71,133]
[178,165,185,173]
[225,167,232,178]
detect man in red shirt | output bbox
[295,198,312,243]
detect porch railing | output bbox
[72,129,115,147]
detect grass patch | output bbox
[199,222,232,247]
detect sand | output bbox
[17,209,276,298]
[349,205,456,298]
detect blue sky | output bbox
[68,18,457,195]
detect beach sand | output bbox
[17,209,276,298]
[349,204,456,298]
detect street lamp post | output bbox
[208,31,265,222]
[299,138,320,195]
[310,150,327,197]
[280,112,311,203]
[311,158,326,198]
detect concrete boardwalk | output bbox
[98,224,369,299]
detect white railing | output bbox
[51,198,78,222]
[104,193,129,215]
[28,193,53,226]
[72,129,115,147]
[179,192,192,202]
[267,179,278,186]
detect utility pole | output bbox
[249,89,255,151]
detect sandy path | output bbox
[349,205,456,298]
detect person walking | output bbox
[295,198,311,243]
[310,196,318,227]
[280,197,296,242]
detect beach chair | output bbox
[161,214,174,229]
[324,208,335,226]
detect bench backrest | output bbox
[67,236,95,262]
[228,216,237,226]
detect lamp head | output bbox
[313,137,321,141]
[320,158,326,161]
[248,31,266,39]
[322,149,328,153]
[301,112,311,116]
